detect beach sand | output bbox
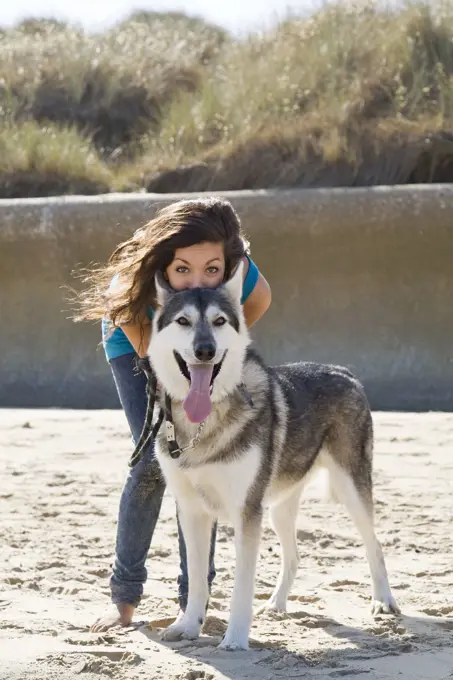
[1,408,452,680]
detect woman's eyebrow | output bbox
[173,257,221,265]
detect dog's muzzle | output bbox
[173,351,226,386]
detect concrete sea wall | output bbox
[1,186,452,410]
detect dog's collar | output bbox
[164,393,205,459]
[128,367,206,465]
[163,385,253,458]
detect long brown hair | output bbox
[74,196,250,326]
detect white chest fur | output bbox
[156,443,262,522]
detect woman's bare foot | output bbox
[90,603,135,633]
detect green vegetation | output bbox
[1,3,453,197]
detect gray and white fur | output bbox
[148,263,399,651]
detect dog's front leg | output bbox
[219,512,262,651]
[162,500,212,642]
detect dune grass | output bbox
[1,2,453,196]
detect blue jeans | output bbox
[109,352,217,610]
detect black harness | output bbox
[129,358,186,467]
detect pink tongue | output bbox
[183,364,214,423]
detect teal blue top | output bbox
[102,256,259,361]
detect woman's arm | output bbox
[120,321,152,358]
[241,257,272,328]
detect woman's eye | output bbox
[206,266,219,274]
[176,266,189,273]
[213,317,227,327]
[176,317,190,326]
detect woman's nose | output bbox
[188,275,207,289]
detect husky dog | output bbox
[148,263,399,651]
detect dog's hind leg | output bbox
[162,500,213,642]
[259,486,302,613]
[219,513,262,651]
[322,452,399,617]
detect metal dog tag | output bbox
[166,421,176,442]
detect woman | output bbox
[76,197,272,631]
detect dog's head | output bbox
[149,262,250,423]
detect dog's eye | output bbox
[176,317,190,326]
[213,317,227,327]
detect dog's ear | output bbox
[223,259,244,305]
[155,272,173,307]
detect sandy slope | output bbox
[1,409,452,680]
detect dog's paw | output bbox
[218,633,249,651]
[371,593,400,616]
[256,598,287,615]
[161,619,202,642]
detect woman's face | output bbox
[166,241,226,291]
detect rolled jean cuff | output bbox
[110,588,141,607]
[110,574,144,607]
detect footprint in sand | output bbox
[47,585,82,595]
[271,652,308,670]
[296,530,317,541]
[201,615,228,636]
[70,651,142,675]
[328,579,360,590]
[65,633,117,646]
[4,576,24,586]
[294,614,338,629]
[288,594,322,604]
[147,616,177,631]
[436,620,453,630]
[86,567,110,577]
[367,619,407,636]
[420,605,453,616]
[36,561,66,570]
[176,672,215,680]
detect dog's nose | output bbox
[194,342,216,362]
